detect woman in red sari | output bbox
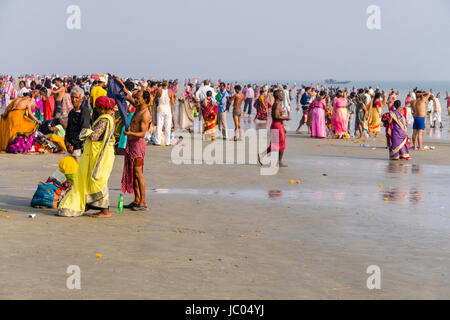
[201,91,218,140]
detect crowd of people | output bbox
[0,74,449,217]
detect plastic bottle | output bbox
[117,193,124,214]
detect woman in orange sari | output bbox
[0,93,41,153]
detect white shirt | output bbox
[430,98,441,114]
[195,84,216,103]
[17,87,29,97]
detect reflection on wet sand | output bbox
[386,162,422,175]
[382,187,423,205]
[268,190,283,199]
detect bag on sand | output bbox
[31,182,62,209]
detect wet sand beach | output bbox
[0,131,449,299]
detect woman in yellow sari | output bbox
[367,92,383,137]
[58,96,116,218]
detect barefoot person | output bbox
[121,89,152,211]
[387,100,410,160]
[258,89,290,168]
[296,87,312,134]
[227,84,244,141]
[429,94,443,129]
[154,81,175,146]
[412,91,431,151]
[58,96,116,218]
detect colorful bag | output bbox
[31,182,62,209]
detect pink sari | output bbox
[311,99,327,138]
[332,98,348,138]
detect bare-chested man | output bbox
[116,76,152,211]
[50,78,66,120]
[412,91,431,151]
[258,89,290,167]
[227,85,245,141]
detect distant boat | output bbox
[324,79,351,85]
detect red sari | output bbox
[43,95,55,121]
[254,94,268,121]
[201,97,218,138]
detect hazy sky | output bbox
[0,0,449,80]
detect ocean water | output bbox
[232,80,450,99]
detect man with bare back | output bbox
[227,84,245,141]
[412,90,431,151]
[117,76,152,211]
[50,78,66,120]
[258,89,290,167]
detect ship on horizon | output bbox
[324,78,351,85]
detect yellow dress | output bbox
[367,100,382,135]
[57,114,115,217]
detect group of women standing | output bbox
[308,89,387,140]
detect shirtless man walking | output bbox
[258,89,290,167]
[412,91,431,151]
[117,76,152,211]
[227,85,245,141]
[51,78,66,120]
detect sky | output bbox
[0,0,449,81]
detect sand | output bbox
[0,132,449,299]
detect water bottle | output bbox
[117,193,124,214]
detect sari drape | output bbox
[201,98,218,137]
[255,94,268,121]
[178,97,194,130]
[57,114,116,217]
[368,99,382,135]
[389,110,409,160]
[311,99,327,138]
[0,100,39,153]
[332,108,348,137]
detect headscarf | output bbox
[95,96,116,109]
[183,86,193,99]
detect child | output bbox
[49,118,66,137]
